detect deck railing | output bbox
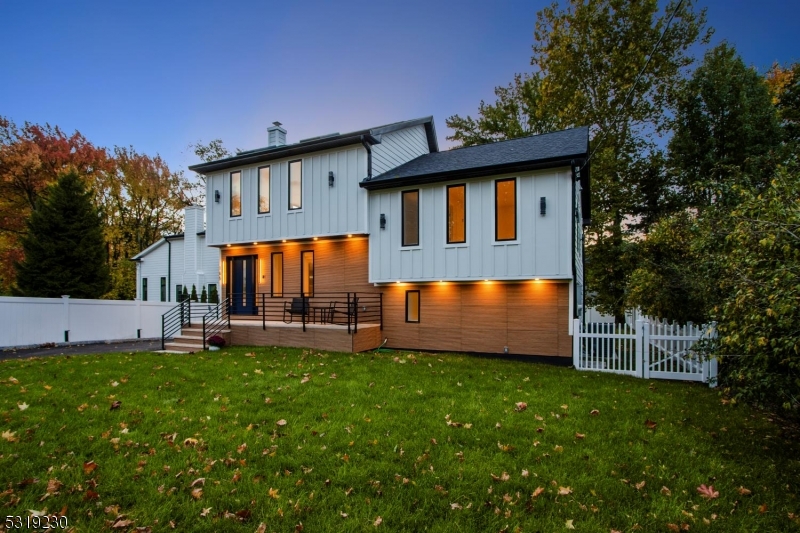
[202,297,231,350]
[161,299,217,349]
[226,291,383,333]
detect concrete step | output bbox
[173,335,204,344]
[164,342,203,353]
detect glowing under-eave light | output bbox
[347,234,353,238]
[226,244,231,247]
[396,280,400,284]
[282,240,287,243]
[534,278,540,281]
[253,242,258,245]
[313,237,319,241]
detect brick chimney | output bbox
[267,121,287,147]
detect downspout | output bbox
[570,160,578,320]
[166,238,172,302]
[360,135,373,180]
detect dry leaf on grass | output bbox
[532,487,545,498]
[558,486,573,496]
[83,461,98,475]
[696,484,719,499]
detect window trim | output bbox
[494,177,518,242]
[142,278,148,301]
[446,183,467,245]
[300,250,314,297]
[405,290,420,323]
[401,189,420,247]
[270,252,283,298]
[230,170,242,217]
[258,165,271,214]
[288,159,303,211]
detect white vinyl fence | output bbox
[0,296,176,348]
[573,317,718,386]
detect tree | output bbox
[0,118,110,293]
[209,285,219,304]
[191,284,198,302]
[182,286,189,302]
[14,171,109,298]
[669,43,782,209]
[447,0,710,321]
[200,286,207,303]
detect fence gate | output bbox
[572,318,718,386]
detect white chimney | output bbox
[267,121,287,147]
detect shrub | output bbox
[200,286,207,303]
[207,335,226,348]
[191,284,198,301]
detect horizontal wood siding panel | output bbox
[383,281,570,357]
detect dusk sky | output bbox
[2,0,798,182]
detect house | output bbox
[181,117,589,357]
[131,205,221,303]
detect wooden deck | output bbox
[228,318,382,353]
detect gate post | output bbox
[572,318,581,369]
[637,319,650,379]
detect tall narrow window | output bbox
[176,284,183,302]
[271,252,283,297]
[258,166,270,213]
[447,184,466,244]
[142,278,148,301]
[402,190,419,246]
[230,171,242,217]
[495,178,517,241]
[208,283,218,303]
[301,251,314,297]
[160,277,167,302]
[289,160,302,210]
[405,290,420,323]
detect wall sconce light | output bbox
[328,171,335,187]
[380,213,386,230]
[214,190,221,203]
[540,196,546,216]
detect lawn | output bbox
[1,347,798,532]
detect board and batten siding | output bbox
[205,146,368,245]
[368,168,574,282]
[371,125,430,176]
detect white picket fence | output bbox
[0,296,175,348]
[572,317,718,386]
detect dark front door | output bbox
[228,255,257,315]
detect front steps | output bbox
[164,324,230,353]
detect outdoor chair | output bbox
[283,297,309,323]
[329,298,359,325]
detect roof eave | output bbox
[360,155,584,190]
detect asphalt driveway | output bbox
[0,339,162,361]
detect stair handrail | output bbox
[161,299,190,350]
[203,297,231,350]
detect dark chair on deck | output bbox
[329,298,359,325]
[283,297,309,323]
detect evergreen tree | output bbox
[14,171,109,298]
[191,284,198,301]
[209,285,219,304]
[182,286,189,302]
[200,286,207,303]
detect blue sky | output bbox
[1,0,797,181]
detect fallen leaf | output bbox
[661,486,672,497]
[237,443,248,454]
[110,401,121,410]
[574,433,585,440]
[532,487,545,498]
[2,430,18,442]
[667,524,680,532]
[515,402,527,412]
[635,481,646,491]
[554,445,564,453]
[8,377,19,384]
[18,402,29,411]
[111,519,134,528]
[200,507,212,517]
[46,479,63,494]
[276,419,287,427]
[558,486,573,496]
[191,488,203,499]
[268,487,279,499]
[83,461,98,475]
[590,409,600,416]
[190,478,205,488]
[450,502,463,510]
[340,512,348,518]
[644,419,657,429]
[759,503,768,514]
[255,523,266,533]
[561,404,569,410]
[566,519,575,529]
[738,486,752,496]
[84,489,99,501]
[521,469,529,478]
[373,516,383,526]
[183,438,198,447]
[696,484,719,499]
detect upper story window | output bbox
[495,178,517,241]
[447,184,466,244]
[230,171,242,217]
[258,166,270,214]
[289,160,302,210]
[402,190,419,247]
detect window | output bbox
[495,178,517,241]
[230,171,242,217]
[447,184,466,244]
[160,277,167,302]
[301,250,314,297]
[176,284,183,302]
[289,160,302,210]
[208,283,218,303]
[271,252,283,297]
[142,278,148,301]
[258,166,270,213]
[401,190,419,246]
[405,290,420,323]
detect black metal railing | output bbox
[161,299,218,350]
[202,297,231,350]
[225,291,383,334]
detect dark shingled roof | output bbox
[360,126,589,190]
[189,116,438,174]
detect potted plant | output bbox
[207,335,226,351]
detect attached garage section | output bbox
[380,280,571,357]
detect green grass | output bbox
[1,347,798,532]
